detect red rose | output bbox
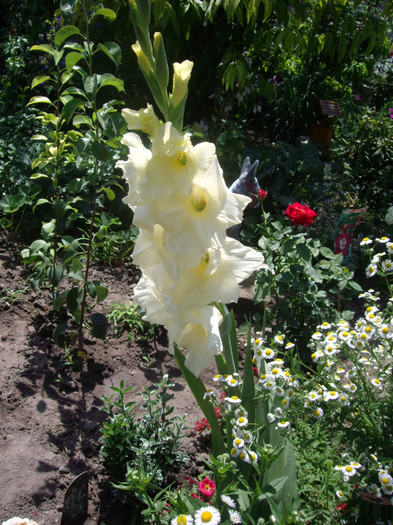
[284,202,318,226]
[258,188,268,200]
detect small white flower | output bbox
[366,263,378,278]
[194,506,221,525]
[229,509,242,524]
[312,407,324,419]
[274,335,284,345]
[225,396,242,404]
[360,237,373,245]
[221,494,236,508]
[172,514,194,525]
[376,236,390,243]
[342,465,357,477]
[262,347,275,360]
[277,420,290,429]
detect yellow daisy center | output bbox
[177,516,188,525]
[201,510,213,522]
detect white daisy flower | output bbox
[382,259,393,272]
[277,420,290,429]
[376,236,390,243]
[366,264,377,277]
[274,335,284,345]
[367,484,382,498]
[233,437,245,449]
[324,390,339,401]
[262,347,275,360]
[221,494,236,508]
[229,509,242,524]
[244,450,258,464]
[336,490,344,498]
[312,331,323,340]
[172,515,194,525]
[312,407,324,419]
[360,237,373,245]
[285,342,295,350]
[194,506,221,525]
[225,396,242,404]
[338,393,350,406]
[307,391,321,401]
[320,321,331,330]
[235,416,248,427]
[342,465,357,477]
[267,412,276,423]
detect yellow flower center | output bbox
[201,510,213,522]
[176,151,187,165]
[381,477,389,485]
[365,326,372,333]
[238,417,245,424]
[345,466,353,473]
[190,191,207,212]
[382,327,389,334]
[177,516,188,525]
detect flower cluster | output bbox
[284,202,318,226]
[117,106,264,376]
[360,236,393,278]
[251,333,298,431]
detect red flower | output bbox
[214,406,221,419]
[197,477,216,498]
[194,417,210,434]
[258,188,268,200]
[284,202,318,226]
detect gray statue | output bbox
[227,156,260,238]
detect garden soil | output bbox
[0,242,255,524]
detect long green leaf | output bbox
[174,345,225,456]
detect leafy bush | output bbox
[100,376,189,493]
[331,106,393,220]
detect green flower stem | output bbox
[174,345,225,457]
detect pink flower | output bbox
[197,477,216,498]
[284,202,318,226]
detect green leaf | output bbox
[66,287,83,314]
[60,0,78,20]
[27,96,54,106]
[31,75,51,89]
[30,173,50,180]
[0,194,26,213]
[100,187,116,201]
[30,44,56,56]
[65,51,84,70]
[93,7,116,20]
[94,282,108,303]
[98,73,124,92]
[33,198,51,212]
[319,246,335,258]
[62,97,85,123]
[97,42,121,67]
[296,243,312,262]
[84,74,99,100]
[47,264,64,287]
[54,25,81,47]
[73,115,93,128]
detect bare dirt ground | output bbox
[0,242,255,524]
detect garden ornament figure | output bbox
[229,156,260,208]
[227,156,260,239]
